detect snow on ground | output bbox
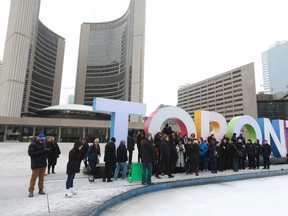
[101,175,288,216]
[0,142,288,216]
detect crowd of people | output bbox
[27,125,273,198]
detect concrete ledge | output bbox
[89,168,288,216]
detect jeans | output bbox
[66,173,76,189]
[204,156,209,170]
[142,162,152,184]
[113,162,127,179]
[210,157,218,173]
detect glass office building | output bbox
[262,41,288,94]
[0,0,65,117]
[75,0,146,109]
[257,92,288,120]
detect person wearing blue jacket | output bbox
[199,137,208,172]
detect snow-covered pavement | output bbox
[101,175,288,216]
[0,142,288,216]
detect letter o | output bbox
[144,107,196,138]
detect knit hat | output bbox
[37,133,45,139]
[111,137,116,142]
[94,138,99,143]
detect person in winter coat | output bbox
[238,138,247,169]
[169,138,178,174]
[113,140,128,180]
[262,140,272,169]
[176,140,186,173]
[254,139,262,169]
[230,139,239,172]
[47,137,61,174]
[103,137,116,182]
[162,123,172,136]
[136,130,145,163]
[154,131,162,173]
[198,137,208,172]
[219,138,228,172]
[141,133,155,185]
[160,134,174,178]
[186,139,203,176]
[127,130,135,164]
[65,141,83,198]
[80,138,89,168]
[28,134,51,197]
[85,138,101,181]
[246,139,256,169]
[208,139,219,174]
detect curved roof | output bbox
[41,104,93,112]
[29,104,111,120]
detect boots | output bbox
[28,192,34,197]
[69,187,77,195]
[65,189,73,198]
[38,189,45,195]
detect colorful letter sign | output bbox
[92,98,288,157]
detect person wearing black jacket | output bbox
[262,140,272,169]
[230,140,239,172]
[65,141,82,198]
[219,138,228,172]
[254,139,262,169]
[141,133,155,185]
[113,140,128,180]
[208,139,219,174]
[81,138,89,168]
[169,137,178,174]
[237,138,246,169]
[160,134,174,178]
[246,139,256,169]
[154,131,162,174]
[47,137,61,174]
[28,134,51,197]
[136,130,145,163]
[103,137,116,182]
[186,139,202,176]
[127,130,135,164]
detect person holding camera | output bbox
[27,133,51,198]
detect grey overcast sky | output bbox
[1,0,288,115]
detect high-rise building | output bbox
[67,94,74,104]
[74,0,145,108]
[0,60,2,76]
[257,92,288,120]
[262,41,288,94]
[177,63,257,121]
[0,0,65,117]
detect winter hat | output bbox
[120,140,126,145]
[94,138,99,143]
[193,140,198,144]
[37,133,45,139]
[111,137,116,142]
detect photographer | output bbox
[27,134,51,198]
